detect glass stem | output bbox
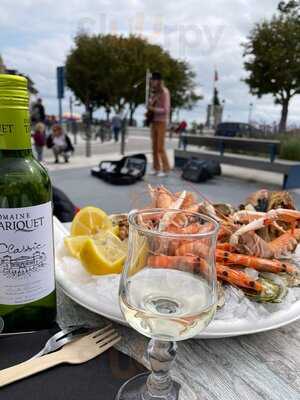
[144,339,177,399]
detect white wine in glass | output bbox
[117,209,219,400]
[121,267,216,341]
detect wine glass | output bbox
[116,209,219,400]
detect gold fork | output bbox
[0,325,120,387]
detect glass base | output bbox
[115,372,197,400]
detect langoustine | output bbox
[141,185,300,302]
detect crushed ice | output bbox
[57,241,300,322]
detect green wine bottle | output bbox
[0,74,56,333]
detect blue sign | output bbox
[57,66,65,99]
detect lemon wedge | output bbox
[94,225,120,237]
[71,207,112,236]
[80,231,126,275]
[64,235,89,259]
[110,224,120,237]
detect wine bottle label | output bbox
[0,108,31,150]
[0,202,55,305]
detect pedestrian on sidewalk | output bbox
[31,98,46,124]
[147,72,171,177]
[47,124,74,164]
[176,120,188,149]
[111,113,122,142]
[32,122,46,161]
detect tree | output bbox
[164,58,202,120]
[243,7,300,132]
[117,36,169,124]
[117,39,202,123]
[66,33,201,125]
[278,0,300,15]
[66,34,155,124]
[66,34,114,119]
[65,33,116,155]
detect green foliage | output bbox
[190,121,204,134]
[243,11,300,131]
[65,34,111,113]
[278,0,300,15]
[165,58,202,113]
[280,137,300,160]
[243,16,300,100]
[65,33,201,121]
[108,35,171,118]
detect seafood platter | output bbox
[54,186,300,338]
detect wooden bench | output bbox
[175,140,300,189]
[181,135,281,162]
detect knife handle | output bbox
[0,351,66,387]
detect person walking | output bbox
[176,120,188,149]
[47,124,74,164]
[111,113,122,142]
[147,72,171,177]
[31,98,46,124]
[32,122,46,161]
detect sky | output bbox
[1,0,299,127]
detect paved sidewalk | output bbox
[41,128,298,194]
[47,131,300,210]
[43,150,142,172]
[44,147,284,190]
[41,133,177,173]
[49,165,300,213]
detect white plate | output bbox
[54,218,300,338]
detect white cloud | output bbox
[2,0,299,126]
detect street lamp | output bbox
[221,99,225,122]
[69,96,78,145]
[56,66,64,124]
[248,102,253,125]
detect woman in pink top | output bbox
[147,72,171,177]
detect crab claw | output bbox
[230,217,270,245]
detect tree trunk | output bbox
[85,104,93,157]
[170,108,174,123]
[105,107,111,121]
[129,105,136,126]
[279,98,289,132]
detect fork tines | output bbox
[88,325,121,349]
